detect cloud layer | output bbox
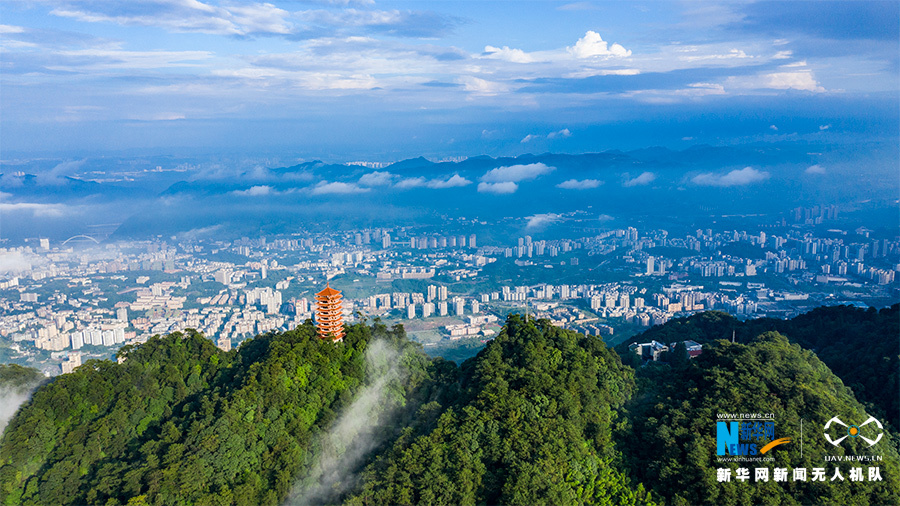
[692,167,770,186]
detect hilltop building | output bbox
[314,283,345,341]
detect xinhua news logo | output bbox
[716,414,790,457]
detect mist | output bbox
[287,340,406,505]
[0,388,36,435]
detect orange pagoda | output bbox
[314,283,345,341]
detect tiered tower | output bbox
[314,283,345,341]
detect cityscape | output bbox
[3,202,896,375]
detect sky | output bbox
[1,0,898,160]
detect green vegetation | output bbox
[618,304,900,430]
[0,322,439,506]
[348,315,653,506]
[0,364,44,393]
[1,305,897,505]
[622,332,900,505]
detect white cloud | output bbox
[547,128,571,139]
[358,171,394,186]
[395,177,427,189]
[232,185,274,196]
[819,124,831,131]
[459,76,510,95]
[623,172,656,187]
[427,174,471,188]
[765,69,824,92]
[567,67,641,78]
[477,181,518,194]
[483,45,536,63]
[805,164,826,175]
[680,48,751,62]
[0,202,68,218]
[35,160,85,186]
[526,213,561,229]
[312,181,369,194]
[51,1,293,36]
[769,125,778,131]
[395,174,471,189]
[0,250,46,274]
[0,25,25,34]
[521,134,538,143]
[773,50,793,59]
[557,179,602,189]
[567,30,631,58]
[692,167,770,186]
[481,163,555,183]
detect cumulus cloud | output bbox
[769,125,778,131]
[622,172,656,187]
[312,181,369,194]
[557,179,602,189]
[394,177,427,189]
[521,134,539,143]
[765,69,824,92]
[358,171,394,186]
[395,174,471,189]
[483,45,536,63]
[232,185,274,196]
[819,124,831,131]
[477,181,518,194]
[805,164,826,174]
[526,213,561,229]
[567,30,631,58]
[692,167,770,186]
[427,174,471,188]
[547,128,571,139]
[481,163,555,183]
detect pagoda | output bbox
[314,283,345,341]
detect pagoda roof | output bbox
[316,283,342,297]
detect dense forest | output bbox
[617,304,899,430]
[0,305,898,505]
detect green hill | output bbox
[1,306,898,505]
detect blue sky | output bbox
[1,0,897,160]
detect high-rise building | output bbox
[427,285,437,302]
[382,233,391,249]
[116,307,128,323]
[646,256,655,275]
[454,297,465,316]
[469,234,476,248]
[314,284,345,341]
[407,303,416,319]
[438,286,448,301]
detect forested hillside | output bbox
[348,315,652,506]
[618,304,900,429]
[0,321,444,505]
[623,332,900,505]
[1,305,898,505]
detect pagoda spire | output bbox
[315,283,345,341]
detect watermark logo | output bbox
[716,413,789,459]
[824,416,883,447]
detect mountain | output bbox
[1,306,898,505]
[617,304,900,430]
